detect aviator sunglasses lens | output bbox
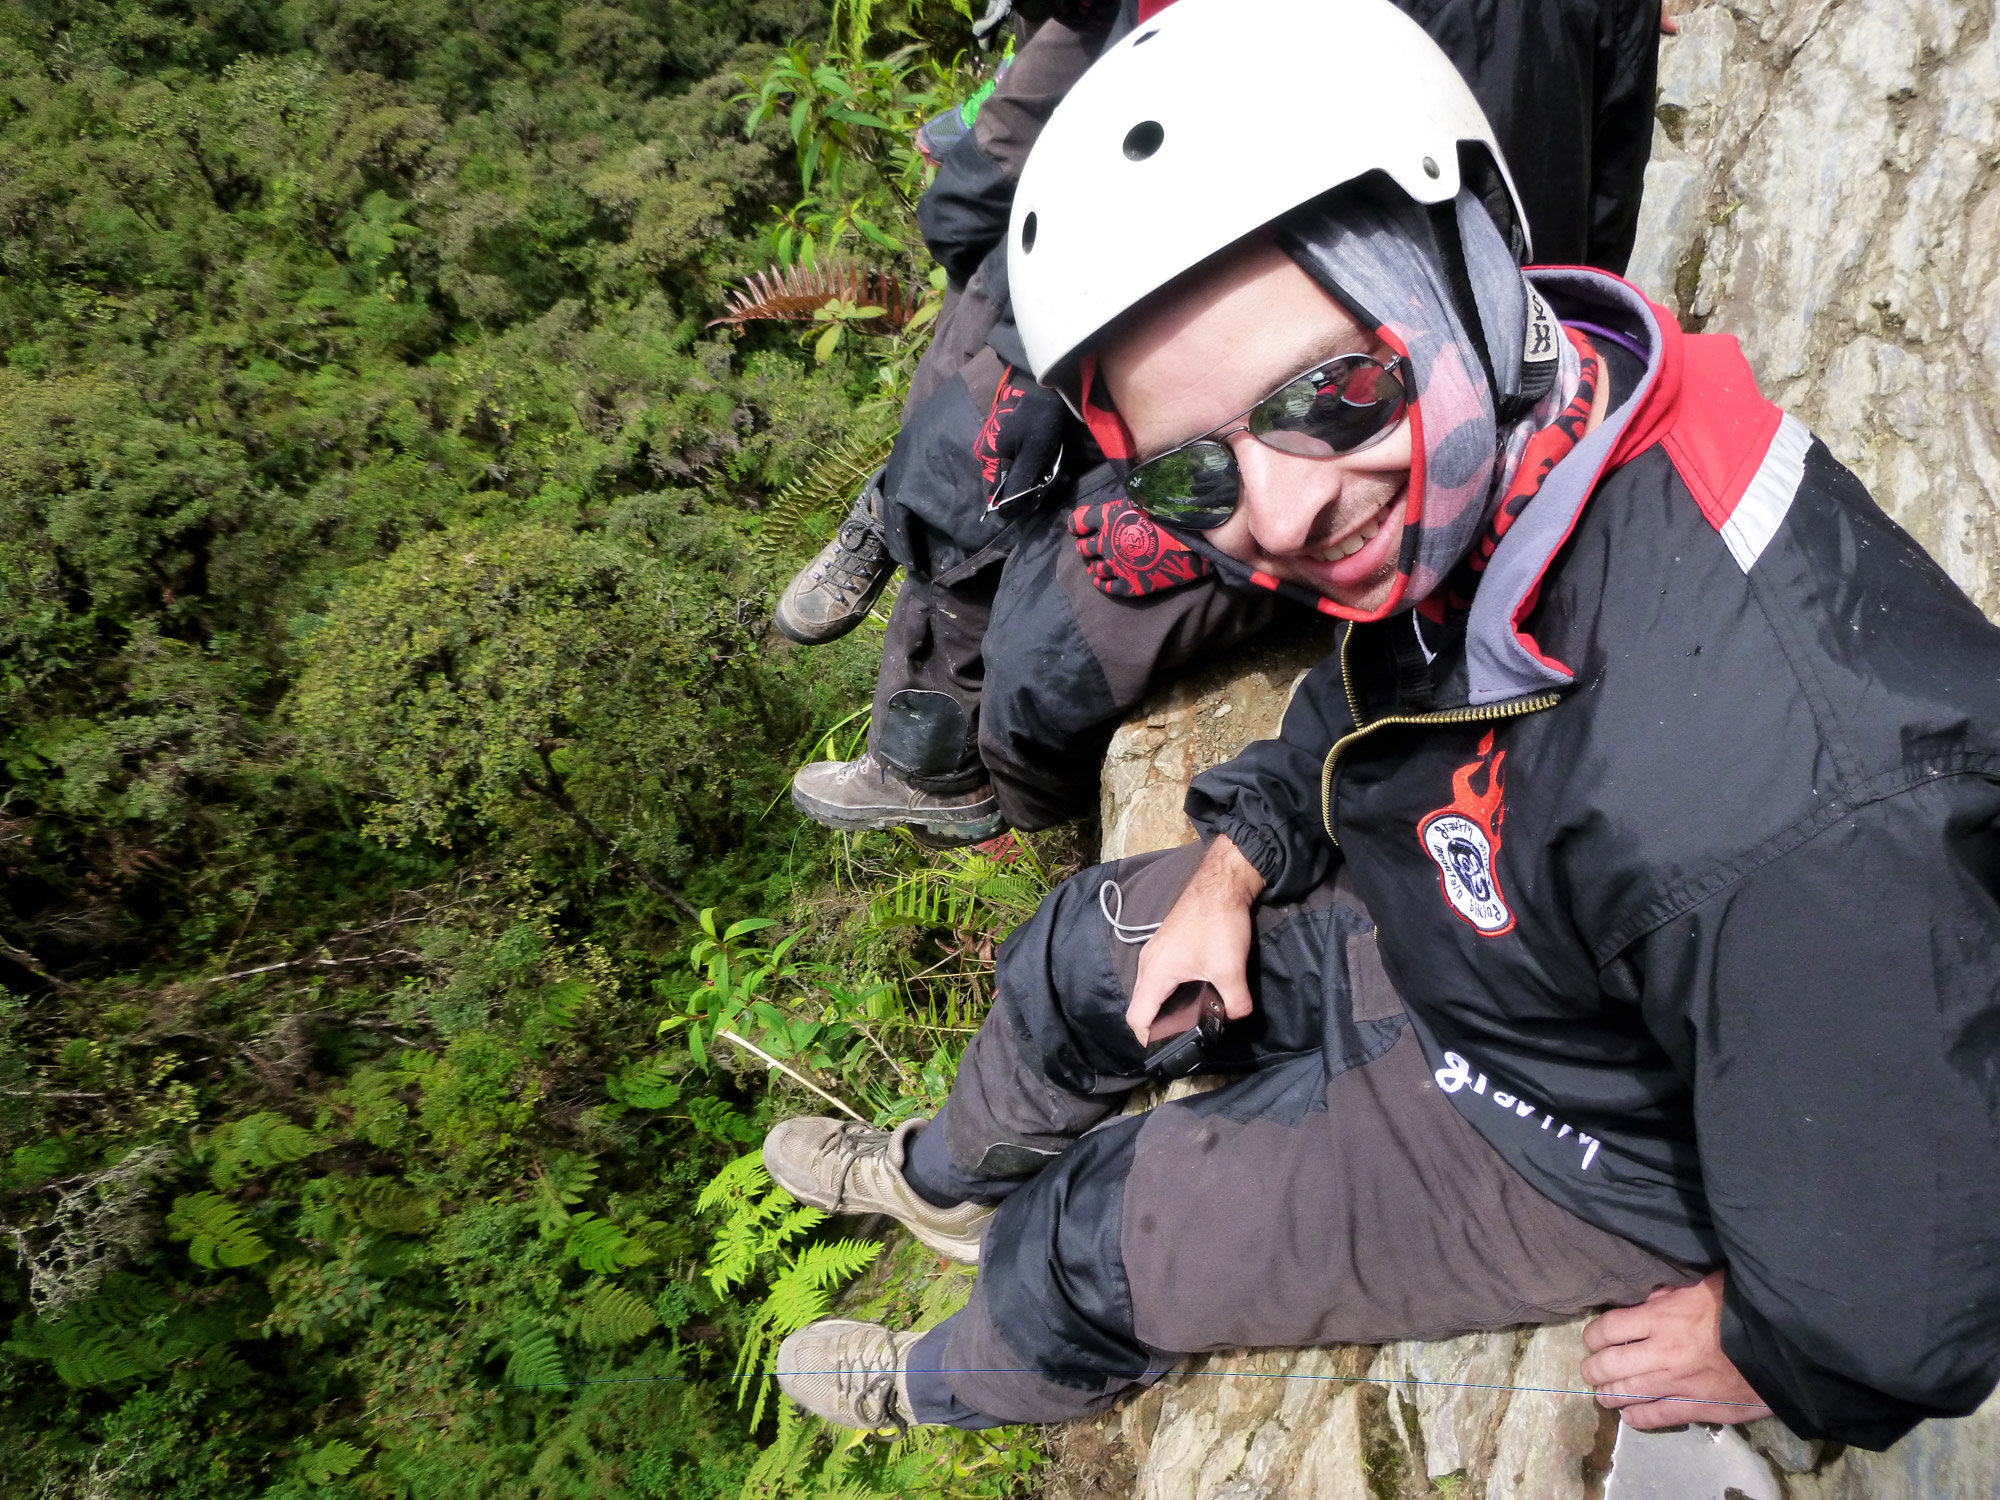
[1124,355,1406,529]
[1251,355,1406,457]
[1125,440,1241,528]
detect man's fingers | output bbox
[1578,1343,1666,1391]
[1213,971,1254,1022]
[1581,1303,1652,1352]
[1622,1397,1772,1429]
[1125,978,1169,1047]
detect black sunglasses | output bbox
[1123,352,1408,530]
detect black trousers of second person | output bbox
[894,842,1693,1426]
[869,487,1285,826]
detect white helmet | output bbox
[1007,0,1527,384]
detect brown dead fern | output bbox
[709,261,919,333]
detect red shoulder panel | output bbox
[1637,333,1783,532]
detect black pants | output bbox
[869,503,1282,823]
[899,843,1691,1426]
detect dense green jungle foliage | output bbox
[0,2,1076,1495]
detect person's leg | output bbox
[776,843,1353,1426]
[763,838,1331,1266]
[864,563,996,799]
[907,840,1332,1208]
[978,513,1292,830]
[789,562,1010,844]
[907,896,1693,1427]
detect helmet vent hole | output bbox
[1021,211,1038,253]
[1123,121,1165,161]
[1422,156,1441,179]
[1133,28,1159,44]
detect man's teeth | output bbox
[1316,518,1382,562]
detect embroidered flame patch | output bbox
[1417,730,1515,936]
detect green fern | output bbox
[299,1438,368,1483]
[504,1326,566,1389]
[734,1238,882,1428]
[54,1332,155,1387]
[578,1279,659,1347]
[750,430,896,565]
[562,1211,652,1274]
[207,1111,329,1190]
[540,979,589,1031]
[345,1177,431,1235]
[608,1055,683,1110]
[695,1149,771,1215]
[764,1240,880,1337]
[736,1402,821,1500]
[62,1272,174,1330]
[5,1313,164,1388]
[167,1191,271,1270]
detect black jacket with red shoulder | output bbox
[1186,268,2000,1447]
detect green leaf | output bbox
[206,1111,329,1190]
[578,1280,660,1346]
[723,916,778,942]
[504,1327,565,1389]
[563,1212,652,1273]
[167,1192,270,1270]
[300,1439,368,1484]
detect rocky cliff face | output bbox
[1068,4,2000,1493]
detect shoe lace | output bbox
[804,506,888,601]
[811,1121,891,1213]
[833,1338,909,1437]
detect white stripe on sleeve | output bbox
[1721,412,1812,572]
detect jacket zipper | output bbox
[1320,624,1562,845]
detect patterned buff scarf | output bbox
[1070,187,1589,621]
[1272,186,1578,618]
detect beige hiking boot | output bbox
[762,1116,994,1263]
[775,1319,924,1434]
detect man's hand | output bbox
[1580,1271,1775,1428]
[1126,836,1264,1046]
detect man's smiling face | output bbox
[1099,240,1414,615]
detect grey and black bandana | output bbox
[1276,186,1576,616]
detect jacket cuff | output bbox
[1203,814,1292,902]
[1719,1284,1928,1451]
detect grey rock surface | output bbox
[1080,6,2000,1477]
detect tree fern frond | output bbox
[57,1336,153,1387]
[348,1177,431,1235]
[299,1439,368,1484]
[695,1151,770,1215]
[207,1111,330,1190]
[61,1272,174,1330]
[578,1280,659,1347]
[750,430,896,565]
[764,1240,881,1338]
[736,1402,821,1500]
[754,1205,827,1261]
[563,1212,651,1274]
[167,1192,270,1270]
[504,1327,566,1389]
[709,261,918,332]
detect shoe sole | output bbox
[791,782,1003,843]
[763,1142,986,1265]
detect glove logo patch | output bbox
[1418,730,1514,937]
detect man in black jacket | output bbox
[776,0,1664,844]
[759,0,2000,1450]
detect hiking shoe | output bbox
[774,475,895,645]
[791,754,1006,847]
[776,1319,924,1434]
[763,1116,994,1263]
